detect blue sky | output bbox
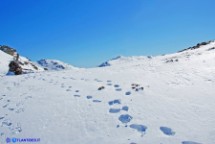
[1,0,215,67]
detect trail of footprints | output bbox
[106,82,147,136]
[0,75,202,144]
[79,79,200,144]
[0,74,52,137]
[0,93,32,137]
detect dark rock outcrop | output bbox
[178,40,214,53]
[8,61,22,75]
[0,45,17,56]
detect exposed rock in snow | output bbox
[178,40,215,52]
[8,61,22,75]
[0,46,44,76]
[99,56,123,67]
[0,45,17,56]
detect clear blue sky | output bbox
[1,0,215,67]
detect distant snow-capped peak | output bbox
[37,59,76,71]
[99,55,152,67]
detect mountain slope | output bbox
[0,47,44,75]
[0,42,215,144]
[99,40,215,68]
[17,56,44,73]
[0,50,13,76]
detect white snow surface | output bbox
[0,50,13,76]
[0,42,215,144]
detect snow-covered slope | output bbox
[18,56,44,73]
[0,50,13,76]
[0,42,215,144]
[99,40,215,69]
[37,59,77,71]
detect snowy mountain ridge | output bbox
[0,46,78,76]
[178,40,215,53]
[99,40,215,68]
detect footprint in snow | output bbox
[107,80,112,86]
[3,104,8,108]
[70,77,76,80]
[122,106,129,111]
[109,108,121,113]
[115,88,122,91]
[1,119,12,127]
[130,124,147,133]
[181,141,202,144]
[94,79,102,82]
[25,96,32,100]
[93,100,102,103]
[118,114,133,124]
[74,95,81,97]
[160,126,175,136]
[8,108,15,111]
[108,99,121,105]
[125,92,131,96]
[107,83,112,86]
[16,102,24,107]
[15,108,24,114]
[86,96,93,99]
[114,84,120,88]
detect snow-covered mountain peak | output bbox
[99,55,150,67]
[37,59,77,71]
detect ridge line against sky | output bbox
[1,0,215,67]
